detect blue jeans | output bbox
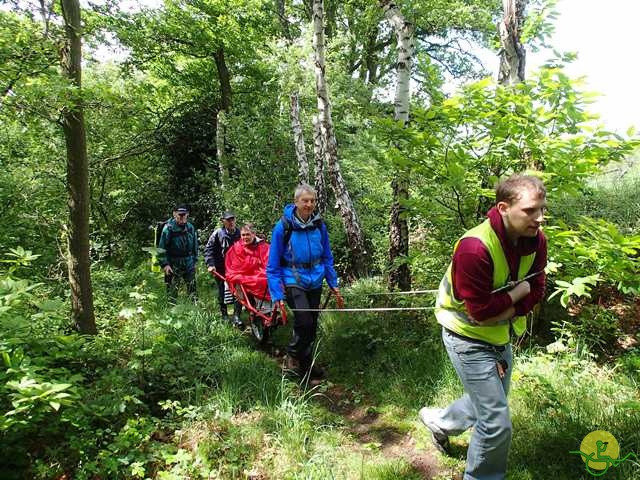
[436,328,513,480]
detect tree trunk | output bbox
[498,0,527,86]
[60,0,96,334]
[359,26,380,85]
[389,177,410,289]
[290,92,309,184]
[312,114,327,214]
[380,0,414,291]
[276,0,291,40]
[214,46,232,111]
[214,46,232,192]
[216,110,227,188]
[313,0,367,276]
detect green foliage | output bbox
[520,0,558,51]
[548,274,600,308]
[546,217,640,295]
[378,61,639,281]
[1,1,640,479]
[511,350,640,479]
[551,159,640,233]
[551,305,623,356]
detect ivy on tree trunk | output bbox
[60,0,96,334]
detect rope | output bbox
[357,289,438,296]
[290,306,436,312]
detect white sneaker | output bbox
[419,407,450,454]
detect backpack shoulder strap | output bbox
[163,221,173,246]
[281,216,293,247]
[216,227,226,243]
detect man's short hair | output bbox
[240,223,256,233]
[294,183,317,201]
[495,174,546,205]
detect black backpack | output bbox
[280,216,325,247]
[155,220,169,248]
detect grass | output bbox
[127,274,640,479]
[4,264,639,479]
[550,156,640,233]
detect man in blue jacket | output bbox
[158,204,198,303]
[267,184,340,380]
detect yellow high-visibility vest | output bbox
[435,219,536,345]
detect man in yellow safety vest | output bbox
[419,174,547,480]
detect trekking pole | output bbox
[321,291,333,310]
[321,288,344,310]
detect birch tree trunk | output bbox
[498,0,527,86]
[60,0,96,334]
[313,0,367,276]
[312,114,327,214]
[380,0,414,291]
[290,92,309,184]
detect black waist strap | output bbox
[280,258,322,269]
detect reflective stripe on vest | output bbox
[435,219,536,345]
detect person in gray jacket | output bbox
[204,210,242,326]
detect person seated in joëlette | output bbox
[224,223,271,303]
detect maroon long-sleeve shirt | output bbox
[451,207,547,322]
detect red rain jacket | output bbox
[225,239,271,299]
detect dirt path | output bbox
[257,340,460,478]
[313,382,459,480]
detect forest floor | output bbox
[316,382,445,479]
[251,336,458,480]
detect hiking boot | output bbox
[283,355,300,375]
[306,364,326,380]
[232,315,244,329]
[418,407,450,454]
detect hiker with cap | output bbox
[158,204,199,303]
[419,174,547,480]
[204,210,242,326]
[266,183,341,381]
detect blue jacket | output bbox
[266,204,339,301]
